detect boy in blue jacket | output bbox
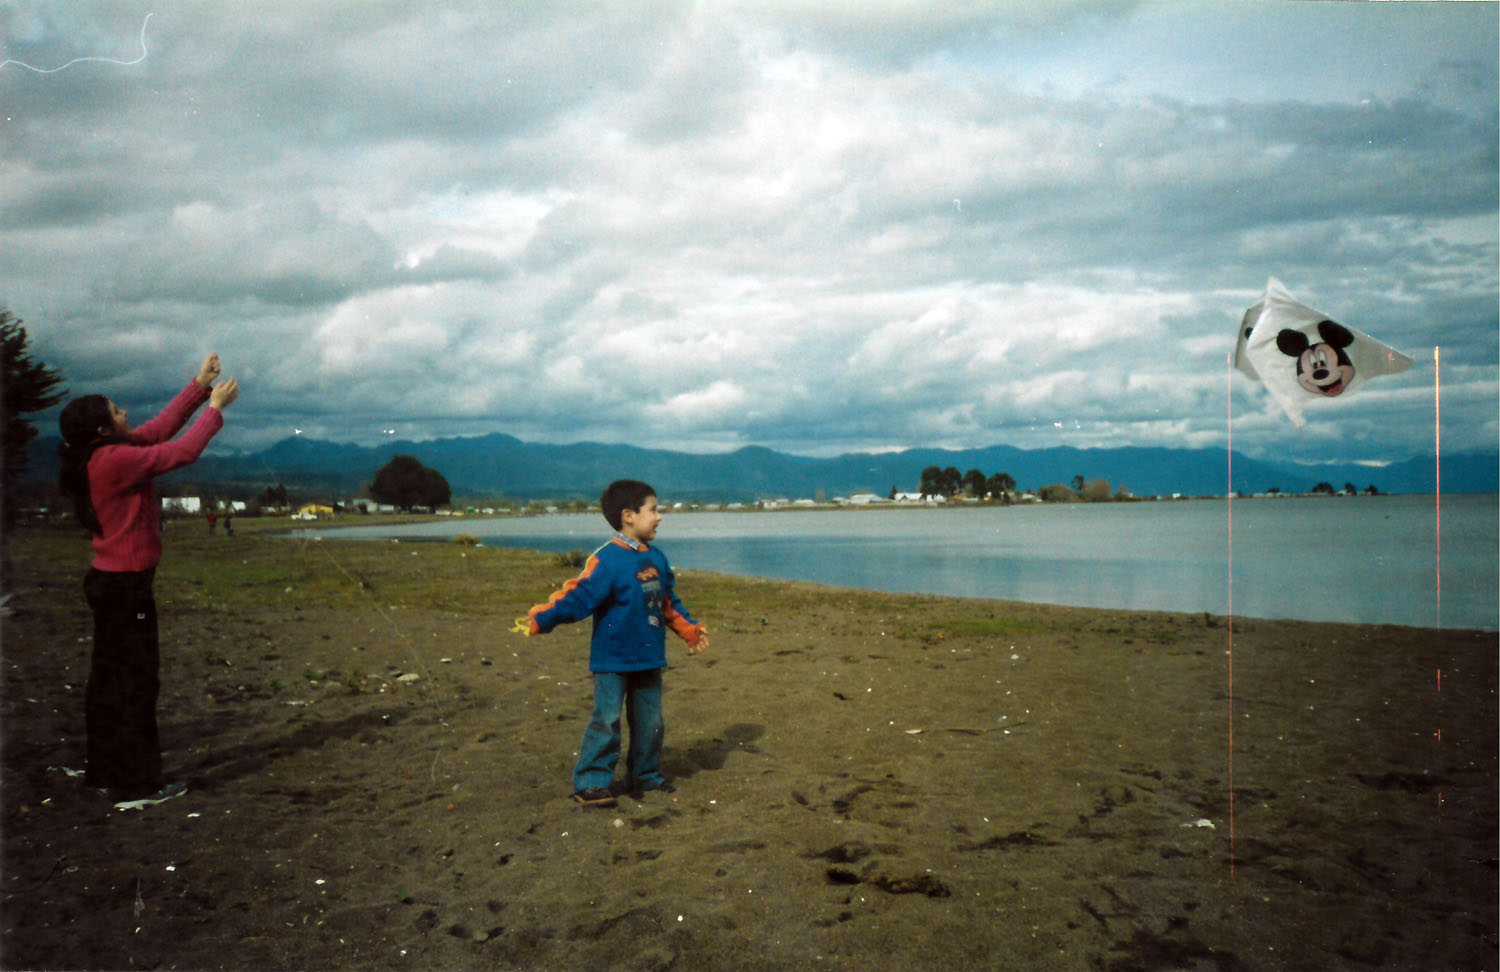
[525,480,709,807]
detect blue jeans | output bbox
[573,669,664,793]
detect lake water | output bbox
[296,495,1498,630]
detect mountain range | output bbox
[21,432,1497,503]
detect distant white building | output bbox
[843,492,888,506]
[893,492,945,504]
[161,496,202,514]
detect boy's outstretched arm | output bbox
[524,552,611,635]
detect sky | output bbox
[3,0,1496,466]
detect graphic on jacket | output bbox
[636,565,663,628]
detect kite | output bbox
[1233,277,1413,426]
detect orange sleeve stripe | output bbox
[527,554,602,626]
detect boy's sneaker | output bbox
[113,782,187,812]
[572,787,617,808]
[631,780,676,798]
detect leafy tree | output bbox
[1312,482,1335,495]
[371,455,451,511]
[917,466,964,500]
[918,465,945,499]
[1039,483,1076,503]
[962,468,987,498]
[1071,473,1085,492]
[1081,478,1113,502]
[1364,484,1380,496]
[940,466,962,498]
[260,483,290,508]
[1342,482,1357,496]
[985,472,1016,503]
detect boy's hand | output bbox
[688,629,709,655]
[510,617,533,636]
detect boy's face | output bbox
[619,494,661,543]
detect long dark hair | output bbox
[58,395,122,536]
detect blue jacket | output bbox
[527,536,704,673]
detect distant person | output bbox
[207,512,217,534]
[58,354,240,808]
[223,514,234,537]
[522,479,709,808]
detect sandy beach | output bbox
[2,518,1495,971]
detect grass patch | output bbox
[938,616,1050,638]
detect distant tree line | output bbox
[1310,482,1381,496]
[918,465,1018,502]
[918,465,1130,503]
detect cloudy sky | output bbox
[4,0,1496,466]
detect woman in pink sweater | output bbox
[58,354,239,806]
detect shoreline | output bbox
[3,520,1495,970]
[269,501,1497,634]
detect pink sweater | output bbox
[88,381,223,573]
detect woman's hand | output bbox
[196,353,222,389]
[209,377,239,411]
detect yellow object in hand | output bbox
[510,617,532,636]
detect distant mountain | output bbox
[20,432,1496,502]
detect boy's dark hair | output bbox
[601,479,656,531]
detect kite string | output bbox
[1225,351,1236,877]
[1433,346,1441,629]
[1,12,152,74]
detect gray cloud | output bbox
[2,0,1494,467]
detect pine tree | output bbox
[2,310,67,484]
[2,310,67,595]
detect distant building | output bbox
[843,492,888,506]
[161,496,202,514]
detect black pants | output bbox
[83,568,162,795]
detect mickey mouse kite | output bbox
[1234,277,1413,426]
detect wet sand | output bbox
[3,519,1495,971]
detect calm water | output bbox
[297,495,1498,630]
